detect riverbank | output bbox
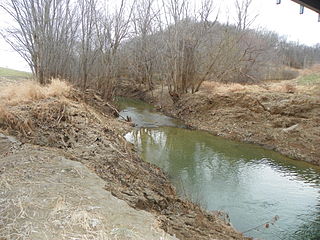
[0,79,248,240]
[0,133,179,240]
[118,69,320,166]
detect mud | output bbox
[0,88,248,240]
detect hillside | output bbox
[0,67,31,79]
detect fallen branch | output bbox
[242,215,280,234]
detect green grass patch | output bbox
[0,67,32,78]
[297,73,320,85]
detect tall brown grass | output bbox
[0,105,33,136]
[200,80,313,95]
[0,79,71,106]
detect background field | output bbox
[0,67,31,79]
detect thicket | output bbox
[1,0,319,101]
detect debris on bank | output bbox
[0,80,249,240]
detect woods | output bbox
[1,0,319,101]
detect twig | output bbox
[242,215,280,234]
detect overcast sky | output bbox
[0,0,319,72]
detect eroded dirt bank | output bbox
[0,134,177,240]
[118,79,320,166]
[173,91,319,165]
[0,81,248,240]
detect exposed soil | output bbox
[0,82,248,240]
[171,91,320,165]
[0,134,177,240]
[118,77,320,166]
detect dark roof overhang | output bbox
[291,0,320,14]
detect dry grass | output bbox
[268,83,297,93]
[199,64,320,95]
[0,105,33,136]
[0,79,71,138]
[0,79,71,106]
[200,81,266,94]
[299,64,320,75]
[200,80,315,95]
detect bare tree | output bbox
[129,0,159,90]
[234,0,257,31]
[0,0,77,84]
[78,0,98,89]
[93,0,133,98]
[1,0,317,99]
[157,0,219,101]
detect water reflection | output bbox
[117,97,183,128]
[126,127,320,240]
[118,97,320,240]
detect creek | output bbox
[117,97,320,240]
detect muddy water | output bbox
[118,97,320,240]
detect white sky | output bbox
[248,0,320,46]
[0,0,319,72]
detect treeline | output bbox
[1,0,319,100]
[280,42,320,69]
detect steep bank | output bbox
[0,80,248,240]
[118,77,320,166]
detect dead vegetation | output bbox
[199,78,315,95]
[0,106,33,137]
[0,80,248,240]
[0,79,71,137]
[0,79,71,105]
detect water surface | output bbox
[118,97,320,240]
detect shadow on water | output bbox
[118,97,320,240]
